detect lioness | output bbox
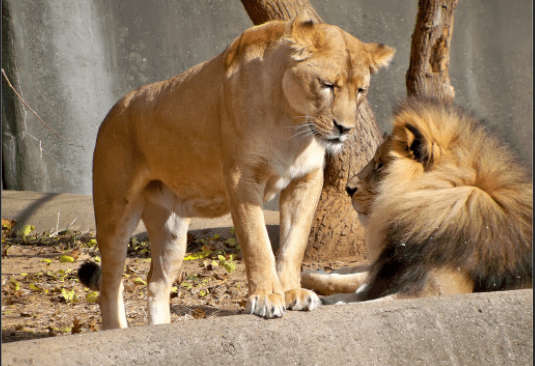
[77,15,395,329]
[302,96,533,304]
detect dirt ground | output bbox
[1,221,360,344]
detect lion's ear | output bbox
[365,43,395,74]
[402,124,433,170]
[286,13,319,61]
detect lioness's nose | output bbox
[345,185,357,197]
[334,120,354,136]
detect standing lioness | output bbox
[79,16,394,329]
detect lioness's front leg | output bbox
[277,168,323,311]
[226,170,286,318]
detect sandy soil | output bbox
[1,223,356,343]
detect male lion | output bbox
[77,16,395,329]
[302,96,533,304]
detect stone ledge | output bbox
[2,289,532,366]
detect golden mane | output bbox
[363,97,532,298]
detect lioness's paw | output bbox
[285,288,321,311]
[246,293,286,319]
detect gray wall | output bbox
[2,0,532,195]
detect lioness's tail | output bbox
[77,261,101,291]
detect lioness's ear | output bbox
[365,43,395,74]
[286,13,319,61]
[289,12,320,30]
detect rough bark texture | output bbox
[240,0,322,24]
[406,0,458,100]
[239,0,380,261]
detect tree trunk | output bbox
[406,0,458,100]
[240,0,322,24]
[239,0,381,262]
[305,101,382,262]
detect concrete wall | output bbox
[2,0,532,195]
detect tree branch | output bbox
[2,68,82,148]
[406,0,458,100]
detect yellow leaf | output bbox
[18,224,35,237]
[59,255,75,263]
[134,277,147,285]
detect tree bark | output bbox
[406,0,458,100]
[240,0,322,24]
[239,0,381,262]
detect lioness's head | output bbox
[282,16,395,154]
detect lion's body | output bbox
[79,17,394,329]
[303,97,532,304]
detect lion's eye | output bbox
[376,163,384,171]
[357,87,367,94]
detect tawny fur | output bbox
[77,15,394,329]
[303,96,532,303]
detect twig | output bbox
[1,68,83,148]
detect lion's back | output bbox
[367,98,532,295]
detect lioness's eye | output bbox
[376,163,384,171]
[322,81,335,89]
[357,87,366,94]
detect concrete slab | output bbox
[1,190,280,237]
[1,290,532,366]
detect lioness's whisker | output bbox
[292,115,317,120]
[289,129,314,140]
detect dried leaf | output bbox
[134,277,147,286]
[47,326,58,336]
[86,291,99,303]
[18,224,35,238]
[2,219,17,229]
[29,283,43,292]
[71,317,83,334]
[68,249,81,260]
[59,255,74,263]
[89,319,98,332]
[191,308,206,319]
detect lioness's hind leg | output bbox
[95,197,144,330]
[142,186,189,325]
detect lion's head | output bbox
[281,17,395,154]
[345,133,393,224]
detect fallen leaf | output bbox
[71,317,83,334]
[89,319,98,332]
[68,249,81,260]
[133,277,147,286]
[191,308,206,319]
[17,224,35,238]
[59,255,75,263]
[86,291,99,303]
[47,326,58,337]
[2,219,17,228]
